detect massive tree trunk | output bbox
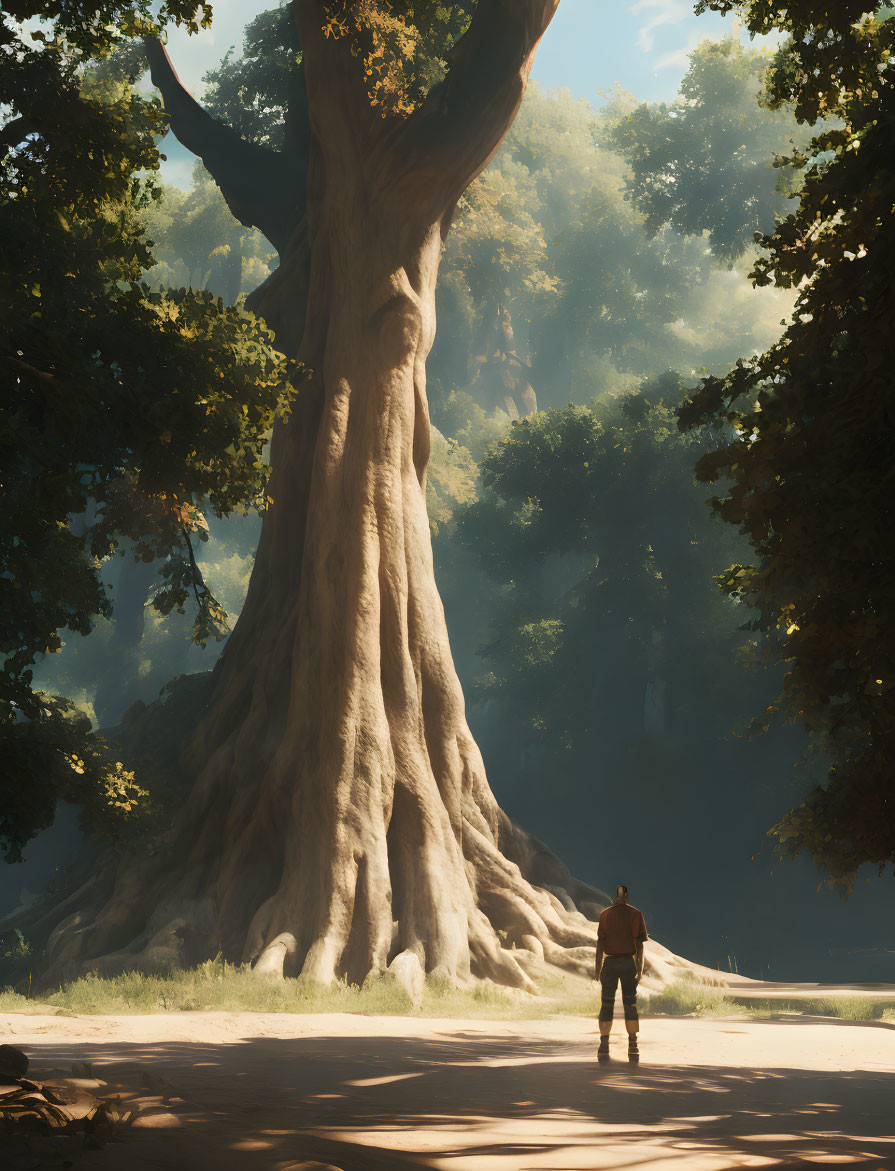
[31,1,682,991]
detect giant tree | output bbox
[29,1,669,992]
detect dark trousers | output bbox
[599,954,638,1022]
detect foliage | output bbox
[455,380,759,763]
[426,428,478,536]
[142,165,275,302]
[814,995,878,1021]
[202,4,302,151]
[679,4,895,887]
[610,38,807,262]
[1,9,294,862]
[3,964,893,1019]
[648,981,895,1021]
[0,929,33,990]
[431,389,512,461]
[202,2,474,128]
[2,1,210,57]
[318,1,474,116]
[647,978,738,1016]
[430,82,796,422]
[0,697,150,868]
[697,2,892,123]
[30,513,261,731]
[0,960,415,1015]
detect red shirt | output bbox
[598,902,648,955]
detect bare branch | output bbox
[144,38,307,253]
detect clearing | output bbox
[3,998,895,1169]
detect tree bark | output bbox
[33,1,662,992]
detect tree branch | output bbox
[144,37,307,254]
[396,0,561,209]
[2,355,66,389]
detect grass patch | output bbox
[0,988,32,1012]
[645,979,739,1018]
[420,974,600,1019]
[3,965,893,1022]
[420,974,526,1019]
[646,981,895,1023]
[0,960,414,1016]
[0,961,603,1020]
[813,996,879,1020]
[729,995,895,1021]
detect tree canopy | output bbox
[430,79,796,426]
[677,2,895,888]
[143,164,275,302]
[453,379,762,764]
[0,5,294,862]
[610,37,807,262]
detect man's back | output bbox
[598,902,648,956]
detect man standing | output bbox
[595,885,648,1062]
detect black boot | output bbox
[628,1035,639,1063]
[598,1035,610,1062]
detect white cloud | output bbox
[630,0,692,53]
[654,31,704,72]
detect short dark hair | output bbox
[616,884,628,895]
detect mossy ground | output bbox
[1,967,892,1022]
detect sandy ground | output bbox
[722,979,895,1001]
[3,1007,895,1170]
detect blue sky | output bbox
[158,0,749,185]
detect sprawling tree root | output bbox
[31,678,612,992]
[30,307,612,991]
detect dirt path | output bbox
[4,1010,894,1169]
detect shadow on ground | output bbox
[17,1029,895,1169]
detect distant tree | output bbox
[679,2,895,889]
[0,5,293,862]
[610,37,806,262]
[456,378,759,770]
[143,166,275,303]
[434,81,796,423]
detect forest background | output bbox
[4,0,893,985]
